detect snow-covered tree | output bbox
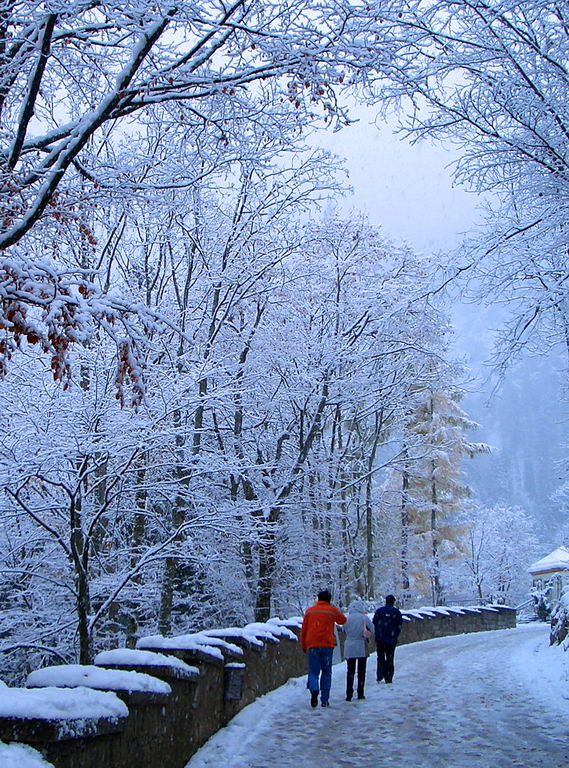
[374,0,569,374]
[0,127,345,671]
[388,382,490,605]
[0,0,413,387]
[264,217,462,614]
[459,504,540,604]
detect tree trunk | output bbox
[253,381,330,621]
[254,529,276,622]
[70,459,91,664]
[430,456,442,605]
[400,463,410,603]
[158,398,192,635]
[158,546,178,635]
[365,477,374,600]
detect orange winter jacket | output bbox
[300,601,347,651]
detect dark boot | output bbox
[357,659,367,698]
[346,661,355,702]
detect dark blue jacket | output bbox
[373,604,403,645]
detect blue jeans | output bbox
[307,647,334,704]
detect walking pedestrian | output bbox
[342,600,374,701]
[300,589,346,708]
[373,594,403,684]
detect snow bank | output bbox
[511,623,569,714]
[26,665,171,695]
[0,686,128,720]
[94,648,199,677]
[0,740,55,768]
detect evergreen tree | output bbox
[395,381,490,605]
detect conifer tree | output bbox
[395,382,490,605]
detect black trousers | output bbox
[376,642,397,682]
[346,657,367,698]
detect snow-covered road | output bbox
[187,624,569,768]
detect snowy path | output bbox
[187,624,569,768]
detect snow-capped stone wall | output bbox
[0,606,515,768]
[399,604,516,645]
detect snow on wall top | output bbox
[401,605,503,620]
[93,648,199,677]
[244,622,297,641]
[136,634,227,660]
[528,546,569,575]
[0,739,56,768]
[137,619,300,659]
[268,616,303,630]
[204,628,264,647]
[26,665,171,695]
[188,633,243,656]
[205,622,297,646]
[404,608,437,619]
[0,686,128,720]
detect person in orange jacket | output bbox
[300,589,346,708]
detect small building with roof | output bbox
[528,546,569,600]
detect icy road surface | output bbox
[187,624,569,768]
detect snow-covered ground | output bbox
[187,624,569,768]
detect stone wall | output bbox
[399,605,517,645]
[0,606,516,768]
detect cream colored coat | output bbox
[342,601,374,659]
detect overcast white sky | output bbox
[312,104,483,255]
[311,103,491,368]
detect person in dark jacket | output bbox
[372,594,403,683]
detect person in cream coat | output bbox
[342,600,374,701]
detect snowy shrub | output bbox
[550,590,569,647]
[531,583,554,622]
